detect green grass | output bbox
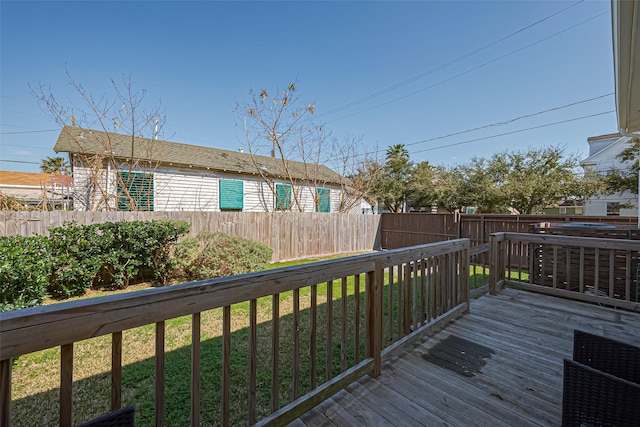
[11,256,522,426]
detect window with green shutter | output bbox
[117,171,154,211]
[219,179,244,210]
[275,183,292,210]
[317,188,330,212]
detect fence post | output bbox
[366,259,383,377]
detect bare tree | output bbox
[31,69,166,211]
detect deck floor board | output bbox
[290,288,640,426]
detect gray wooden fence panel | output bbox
[0,211,381,262]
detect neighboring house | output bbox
[541,200,583,216]
[53,126,366,213]
[0,170,73,208]
[581,132,638,217]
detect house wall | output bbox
[582,135,638,217]
[71,161,357,213]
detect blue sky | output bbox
[1,0,617,174]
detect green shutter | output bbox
[275,184,292,210]
[317,188,330,212]
[219,179,244,210]
[117,171,154,211]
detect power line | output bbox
[403,93,614,150]
[318,0,586,118]
[0,159,40,165]
[0,129,59,135]
[413,110,616,155]
[325,10,609,125]
[319,94,614,164]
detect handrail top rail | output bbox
[0,238,469,360]
[492,232,639,251]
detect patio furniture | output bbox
[562,330,640,427]
[562,359,640,427]
[76,406,134,427]
[573,329,640,383]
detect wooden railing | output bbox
[0,239,469,427]
[490,232,640,311]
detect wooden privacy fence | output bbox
[490,232,640,311]
[0,211,381,262]
[0,239,470,427]
[381,213,638,250]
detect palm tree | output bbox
[386,144,409,161]
[40,156,70,175]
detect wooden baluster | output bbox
[60,343,73,427]
[271,294,280,412]
[111,331,122,411]
[293,289,300,399]
[354,275,361,364]
[326,281,333,381]
[191,313,201,426]
[249,299,257,425]
[341,277,347,373]
[387,265,394,342]
[0,359,10,427]
[155,321,165,427]
[310,285,317,390]
[222,306,231,427]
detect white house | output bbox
[611,0,639,225]
[53,126,367,213]
[581,132,638,217]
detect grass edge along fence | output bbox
[1,239,470,427]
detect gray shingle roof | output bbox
[54,126,345,184]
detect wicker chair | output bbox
[76,406,134,427]
[562,359,640,427]
[573,329,640,384]
[562,330,640,427]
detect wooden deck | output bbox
[291,288,640,427]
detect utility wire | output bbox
[0,159,40,165]
[413,110,616,155]
[402,93,613,150]
[318,0,586,118]
[326,10,609,124]
[319,93,614,164]
[0,129,59,135]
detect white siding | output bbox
[243,177,274,212]
[154,168,218,211]
[71,159,368,213]
[582,135,638,217]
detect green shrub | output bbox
[173,232,272,281]
[0,235,53,311]
[48,220,190,297]
[48,222,105,298]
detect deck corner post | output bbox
[489,234,502,295]
[366,259,383,377]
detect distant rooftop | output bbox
[0,170,72,187]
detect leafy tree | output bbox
[604,137,639,195]
[40,156,70,175]
[496,146,602,214]
[432,166,465,212]
[372,144,413,212]
[407,161,437,210]
[457,157,506,213]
